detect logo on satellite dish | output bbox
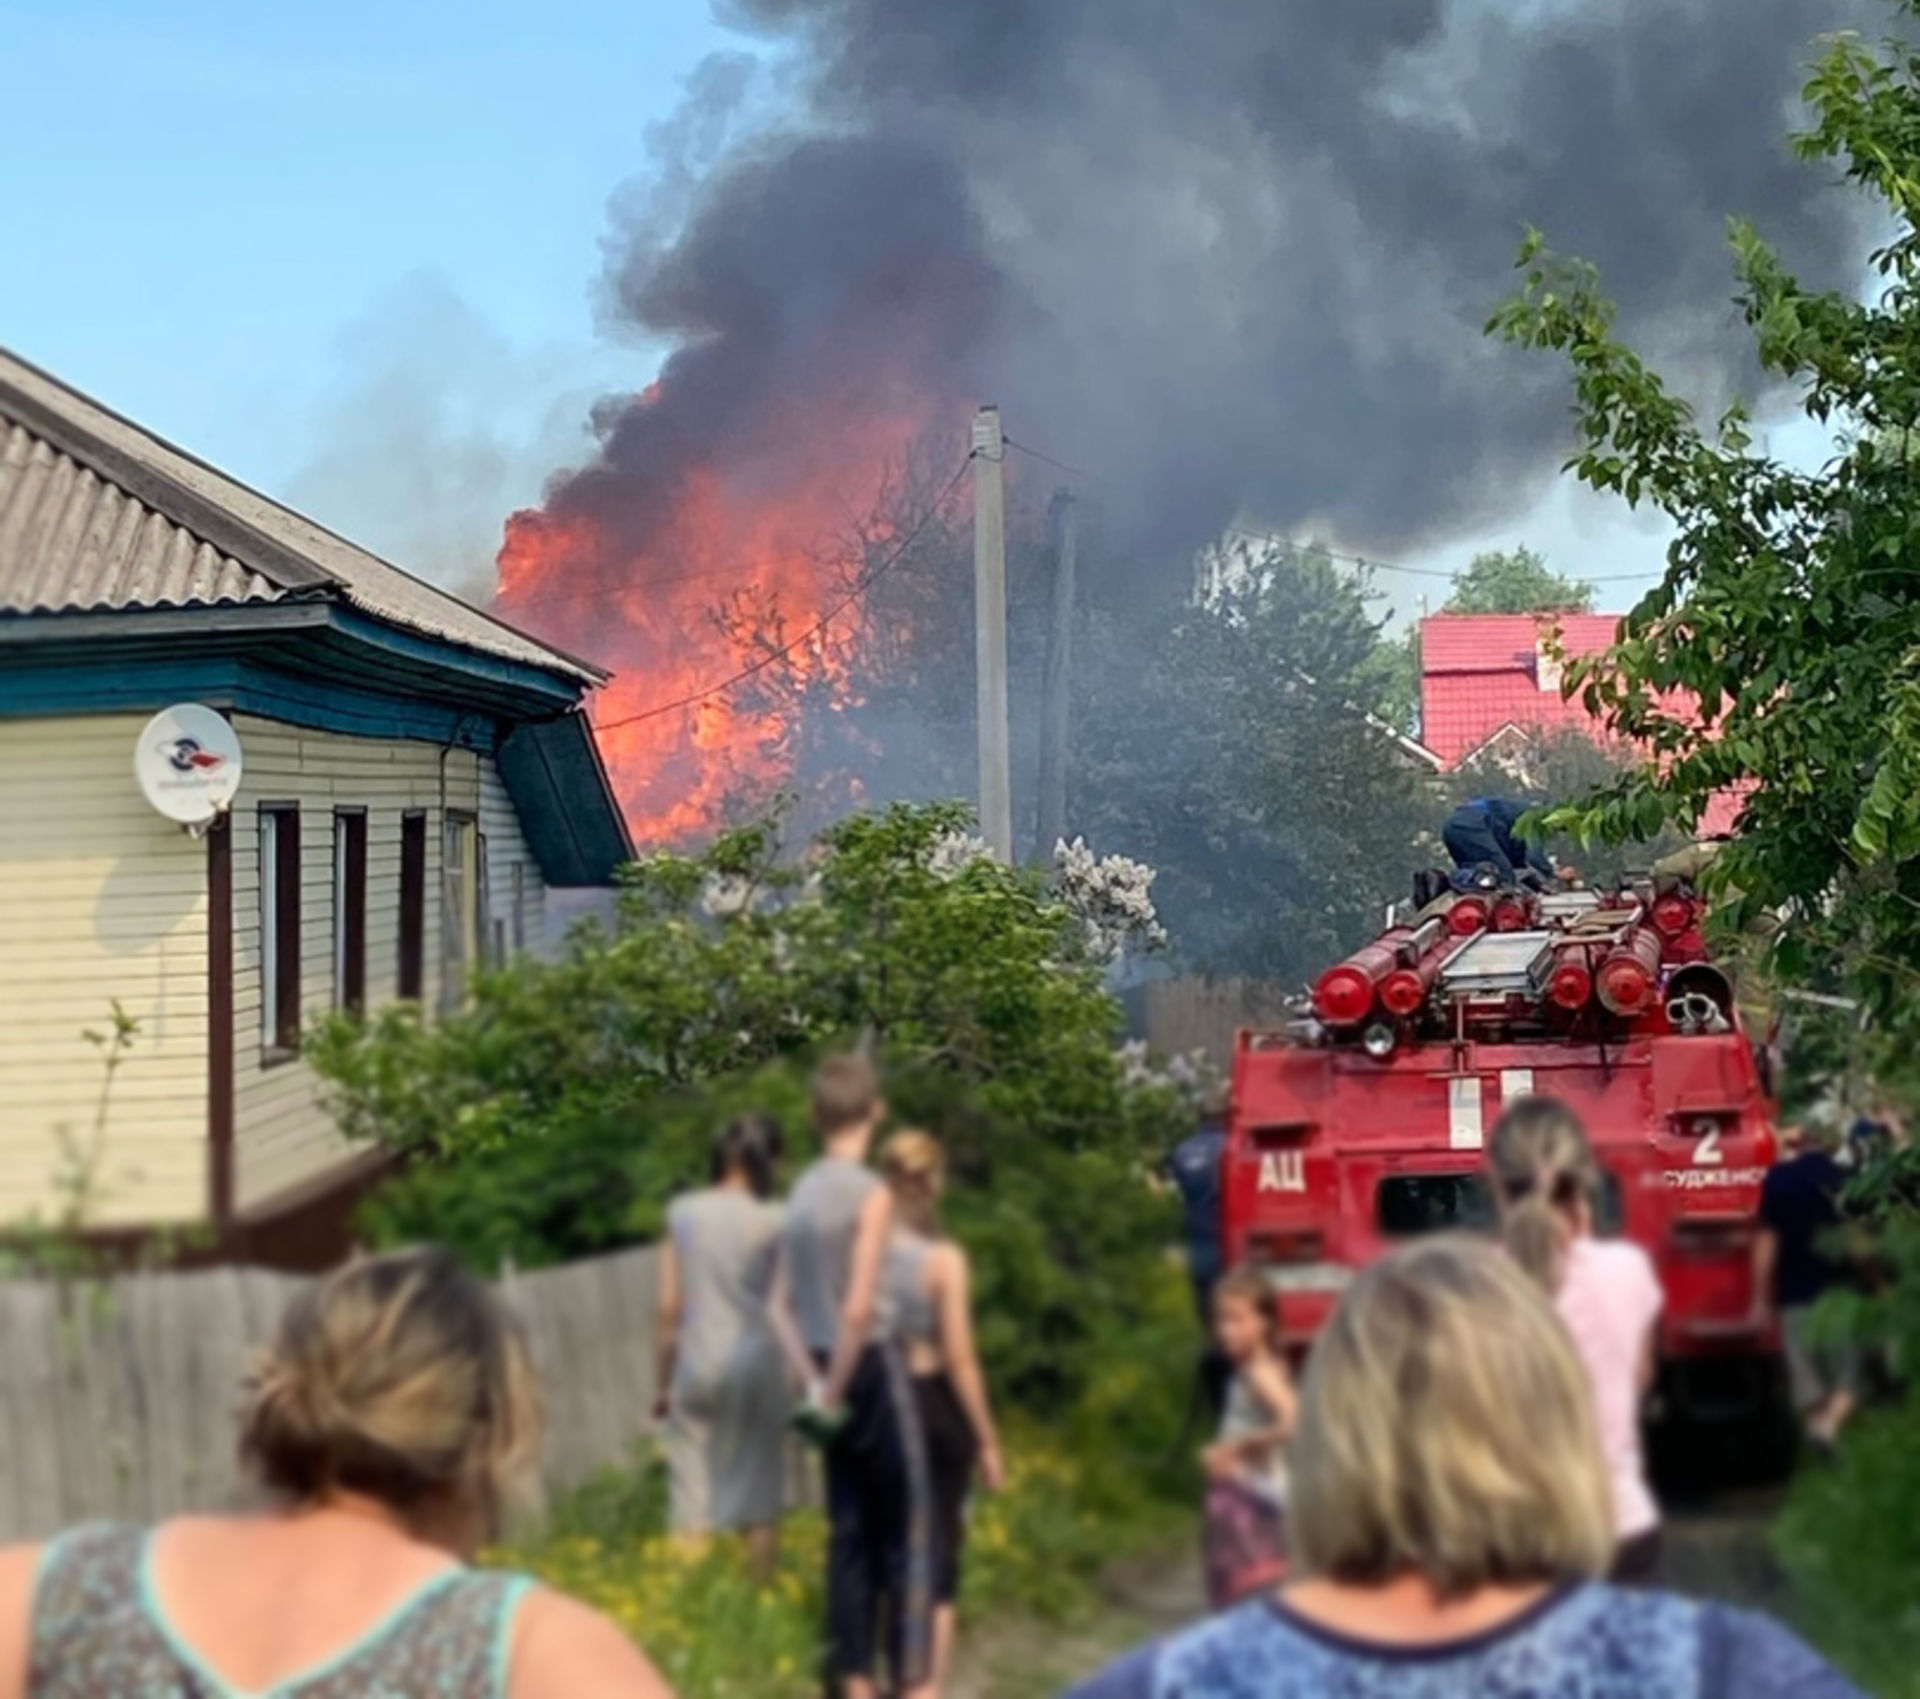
[135,706,245,830]
[161,737,230,776]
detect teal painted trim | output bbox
[492,1574,537,1697]
[137,1527,468,1695]
[0,657,498,751]
[327,606,593,705]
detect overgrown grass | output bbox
[492,1267,1201,1697]
[1774,1397,1920,1697]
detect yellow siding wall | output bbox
[231,719,548,1214]
[0,716,208,1226]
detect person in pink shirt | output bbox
[1488,1096,1665,1584]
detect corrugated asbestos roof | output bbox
[0,348,604,687]
[0,419,280,614]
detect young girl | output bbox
[1200,1266,1296,1611]
[879,1131,1004,1697]
[1488,1094,1665,1585]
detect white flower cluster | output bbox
[698,874,756,919]
[1116,1039,1217,1106]
[1051,837,1169,962]
[926,829,994,882]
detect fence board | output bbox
[0,1245,672,1541]
[1141,975,1294,1069]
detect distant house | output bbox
[0,348,631,1266]
[1419,612,1741,834]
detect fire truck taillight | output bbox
[1670,1215,1754,1256]
[1597,927,1662,1016]
[1249,1227,1324,1264]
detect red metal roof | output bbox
[1420,613,1746,836]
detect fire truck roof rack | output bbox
[1437,929,1558,999]
[1539,889,1602,923]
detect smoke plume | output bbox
[503,0,1877,838]
[549,0,1869,562]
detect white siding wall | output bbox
[0,716,208,1226]
[480,761,545,963]
[230,719,550,1215]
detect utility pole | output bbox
[972,405,1012,860]
[1036,487,1077,857]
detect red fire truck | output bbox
[1223,878,1791,1473]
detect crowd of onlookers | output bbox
[652,1052,1000,1699]
[0,1053,1882,1696]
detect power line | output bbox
[997,435,1660,588]
[1002,435,1092,482]
[589,454,975,733]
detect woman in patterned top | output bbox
[1063,1237,1861,1699]
[0,1246,673,1699]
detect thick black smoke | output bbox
[539,0,1874,571]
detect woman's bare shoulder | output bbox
[509,1583,676,1699]
[0,1543,45,1699]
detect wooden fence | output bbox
[0,1244,663,1542]
[1137,975,1294,1070]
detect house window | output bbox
[333,810,368,1014]
[398,811,427,1001]
[441,812,480,1012]
[259,805,301,1056]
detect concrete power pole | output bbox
[972,405,1013,860]
[1036,487,1078,857]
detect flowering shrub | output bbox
[496,1407,1191,1697]
[1052,837,1168,963]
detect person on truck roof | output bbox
[1443,796,1556,889]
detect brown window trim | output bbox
[334,808,368,1016]
[398,810,428,1002]
[260,804,302,1066]
[208,816,235,1221]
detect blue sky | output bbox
[2,0,1838,617]
[1,0,736,564]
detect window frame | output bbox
[258,803,302,1063]
[440,810,480,1014]
[398,811,428,1001]
[333,808,368,1015]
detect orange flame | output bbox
[497,381,924,844]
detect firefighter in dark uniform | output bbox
[1444,796,1557,889]
[1169,1085,1234,1421]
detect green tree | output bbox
[1444,546,1594,615]
[1073,540,1435,983]
[1489,9,1920,1685]
[1489,9,1920,1052]
[312,802,1187,1413]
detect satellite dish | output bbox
[135,705,244,828]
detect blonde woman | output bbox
[0,1247,672,1698]
[1488,1095,1664,1584]
[1065,1237,1859,1697]
[880,1131,1005,1695]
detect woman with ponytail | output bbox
[1488,1096,1665,1585]
[878,1131,1003,1696]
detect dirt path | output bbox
[953,1487,1792,1698]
